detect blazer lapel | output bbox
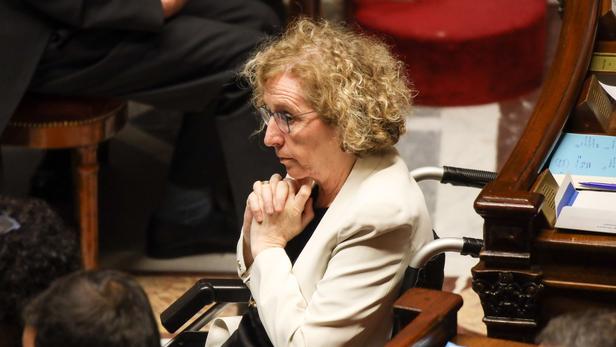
[291,150,394,299]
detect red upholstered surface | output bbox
[355,0,547,106]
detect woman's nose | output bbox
[263,118,284,148]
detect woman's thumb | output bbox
[301,197,315,228]
[294,183,312,209]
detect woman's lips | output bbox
[276,152,293,163]
[278,157,295,165]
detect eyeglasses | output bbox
[258,106,316,134]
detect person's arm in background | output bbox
[20,0,188,31]
[160,0,187,18]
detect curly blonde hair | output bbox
[242,19,413,155]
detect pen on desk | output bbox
[578,181,616,191]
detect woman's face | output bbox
[262,73,347,183]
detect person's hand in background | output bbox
[161,0,188,18]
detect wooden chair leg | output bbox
[74,145,99,270]
[0,148,4,190]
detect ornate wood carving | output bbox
[472,265,544,342]
[472,0,599,341]
[472,271,543,319]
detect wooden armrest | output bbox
[386,288,463,347]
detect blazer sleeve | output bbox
[249,220,416,347]
[21,0,164,31]
[236,228,251,282]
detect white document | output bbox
[599,80,616,100]
[555,174,616,234]
[548,132,616,188]
[572,190,616,209]
[552,173,616,189]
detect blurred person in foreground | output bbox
[22,270,160,347]
[205,19,434,347]
[0,196,80,347]
[536,309,616,347]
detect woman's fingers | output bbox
[247,191,263,223]
[268,174,287,212]
[274,181,289,212]
[250,174,285,220]
[251,177,313,237]
[269,173,282,187]
[300,197,315,229]
[293,183,313,212]
[253,180,274,214]
[285,178,297,195]
[262,183,275,214]
[296,177,315,189]
[252,180,263,199]
[256,173,283,215]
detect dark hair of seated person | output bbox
[536,309,616,347]
[0,196,80,347]
[22,270,160,347]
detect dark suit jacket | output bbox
[0,0,164,132]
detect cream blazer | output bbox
[206,149,433,347]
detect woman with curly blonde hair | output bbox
[205,18,433,347]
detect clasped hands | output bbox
[242,174,315,266]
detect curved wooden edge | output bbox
[386,288,463,347]
[475,0,599,214]
[1,102,128,149]
[9,94,125,123]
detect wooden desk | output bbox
[471,0,616,342]
[387,288,538,347]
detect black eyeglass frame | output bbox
[258,106,316,134]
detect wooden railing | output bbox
[471,0,605,342]
[475,0,599,265]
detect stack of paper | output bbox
[549,133,616,233]
[548,132,616,187]
[554,174,616,234]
